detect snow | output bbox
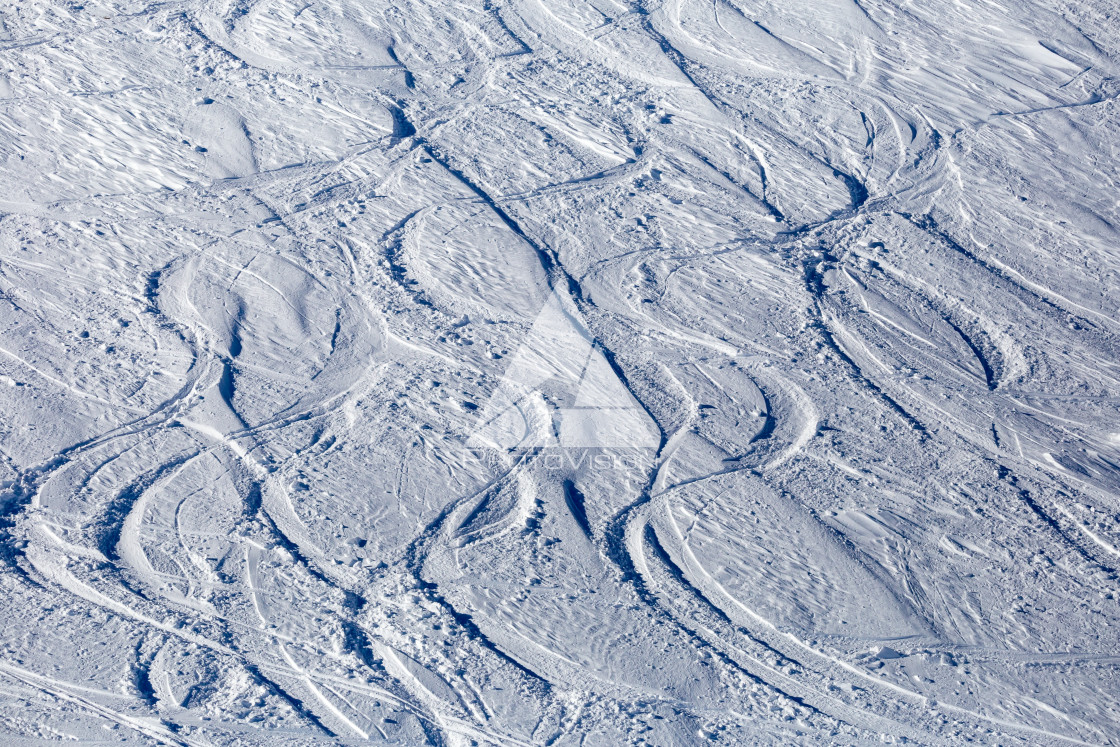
[0,0,1118,743]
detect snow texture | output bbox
[0,0,1119,744]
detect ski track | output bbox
[0,0,1117,743]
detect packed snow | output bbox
[0,0,1118,743]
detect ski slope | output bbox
[0,0,1118,743]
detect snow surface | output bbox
[0,0,1119,744]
